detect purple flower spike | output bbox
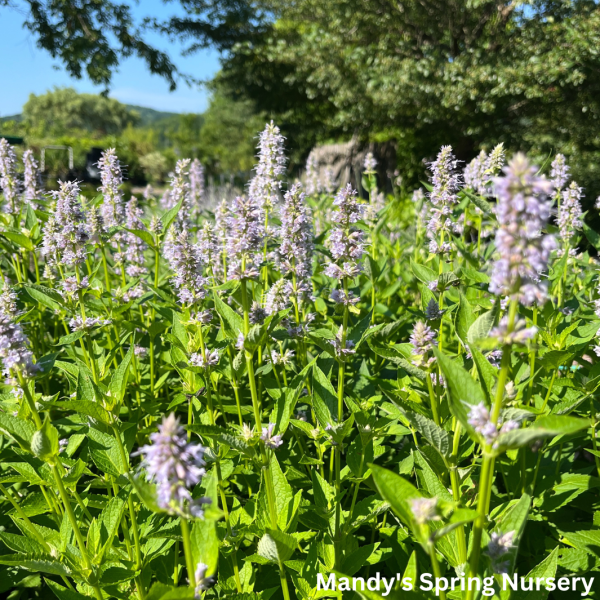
[276,183,314,303]
[325,184,366,280]
[489,153,556,305]
[97,148,125,229]
[135,414,210,518]
[0,138,19,214]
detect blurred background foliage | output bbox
[2,0,600,201]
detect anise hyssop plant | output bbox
[0,132,598,600]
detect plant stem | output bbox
[180,517,196,590]
[466,298,517,594]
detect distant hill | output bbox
[1,104,185,127]
[125,105,181,126]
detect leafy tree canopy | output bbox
[23,87,138,136]
[218,0,600,192]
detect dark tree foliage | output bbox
[218,0,600,194]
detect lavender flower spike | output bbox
[260,423,283,449]
[305,152,322,196]
[23,149,43,207]
[97,148,125,228]
[409,497,440,525]
[324,184,366,280]
[464,150,487,195]
[558,181,583,242]
[248,121,287,213]
[276,183,314,302]
[550,154,570,193]
[189,158,205,216]
[490,154,556,305]
[42,180,90,267]
[486,530,516,574]
[166,228,208,305]
[227,195,262,281]
[0,315,38,377]
[467,402,519,447]
[265,279,293,315]
[364,152,377,173]
[426,146,461,254]
[135,414,209,518]
[0,138,19,214]
[410,320,437,366]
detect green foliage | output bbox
[0,131,599,600]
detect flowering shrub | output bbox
[0,132,598,600]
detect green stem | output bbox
[51,464,103,600]
[466,298,517,593]
[180,518,196,590]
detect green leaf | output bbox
[97,494,127,561]
[511,548,558,600]
[464,189,494,216]
[496,415,589,450]
[46,579,90,600]
[56,331,85,346]
[467,305,498,345]
[583,223,600,250]
[25,204,39,230]
[35,352,58,376]
[257,529,297,563]
[311,364,338,428]
[109,344,134,406]
[0,553,72,576]
[191,517,219,576]
[2,231,34,251]
[161,200,182,232]
[213,294,243,340]
[126,228,155,248]
[87,427,126,477]
[57,400,109,424]
[24,285,66,312]
[0,413,36,451]
[469,346,497,402]
[76,367,96,403]
[0,533,47,555]
[433,348,486,431]
[410,260,436,284]
[387,356,427,380]
[404,412,450,458]
[456,290,475,345]
[370,464,421,527]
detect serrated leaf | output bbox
[109,344,134,406]
[311,364,338,428]
[24,285,66,312]
[55,400,109,424]
[87,427,126,478]
[0,413,36,451]
[257,529,297,563]
[370,464,421,528]
[213,294,243,340]
[467,306,498,345]
[410,260,436,284]
[161,200,182,232]
[191,517,219,576]
[404,412,450,458]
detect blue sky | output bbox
[0,1,221,117]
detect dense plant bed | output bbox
[0,133,598,600]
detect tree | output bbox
[23,87,137,136]
[198,87,265,173]
[218,0,600,193]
